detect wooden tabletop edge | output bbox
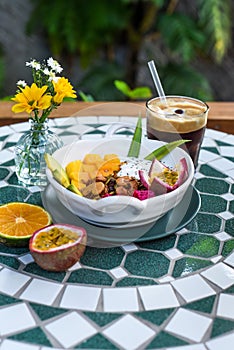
[0,101,233,133]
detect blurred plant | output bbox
[27,0,232,101]
[114,80,152,100]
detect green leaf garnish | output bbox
[144,139,191,161]
[127,117,142,157]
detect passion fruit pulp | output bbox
[29,224,87,272]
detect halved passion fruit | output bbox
[149,157,188,195]
[29,224,87,271]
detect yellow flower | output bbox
[52,77,77,104]
[12,83,52,114]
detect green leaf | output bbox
[127,117,142,157]
[129,87,152,99]
[144,139,191,161]
[114,80,152,100]
[198,0,232,63]
[78,91,95,102]
[114,80,131,96]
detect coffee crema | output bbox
[147,97,208,134]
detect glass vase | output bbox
[15,119,63,186]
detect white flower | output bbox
[16,80,27,87]
[51,76,61,83]
[26,59,41,71]
[43,68,51,75]
[47,57,63,73]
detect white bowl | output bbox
[46,137,194,228]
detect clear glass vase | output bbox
[15,119,63,186]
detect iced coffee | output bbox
[146,96,209,167]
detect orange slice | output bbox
[0,202,52,247]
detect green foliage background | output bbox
[26,0,232,101]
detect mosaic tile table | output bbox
[0,116,233,350]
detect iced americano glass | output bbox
[146,95,209,168]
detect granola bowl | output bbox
[46,137,194,229]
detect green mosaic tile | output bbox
[84,311,121,327]
[81,247,124,270]
[77,333,118,349]
[202,147,220,155]
[0,243,28,255]
[226,156,234,162]
[0,186,29,205]
[186,213,222,234]
[30,303,68,321]
[116,277,156,287]
[0,167,9,180]
[184,295,216,313]
[3,142,16,149]
[0,294,20,306]
[0,135,8,142]
[222,240,234,257]
[177,233,220,258]
[137,235,176,251]
[216,140,233,147]
[211,318,234,338]
[1,159,15,166]
[173,257,212,278]
[7,173,21,185]
[114,130,134,136]
[24,263,65,282]
[26,193,43,206]
[85,130,106,135]
[0,256,19,269]
[124,251,170,278]
[8,327,52,347]
[52,124,73,129]
[225,285,234,294]
[229,200,234,214]
[67,268,113,286]
[86,123,106,128]
[195,178,229,195]
[59,131,79,136]
[137,308,175,326]
[199,165,227,178]
[146,331,188,349]
[225,218,234,237]
[200,194,227,213]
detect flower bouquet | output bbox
[12,57,77,186]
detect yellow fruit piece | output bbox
[99,158,121,177]
[0,202,52,246]
[103,154,119,161]
[83,154,103,164]
[81,164,98,178]
[66,160,82,180]
[78,172,90,187]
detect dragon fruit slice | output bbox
[149,157,188,195]
[133,190,155,200]
[139,170,150,189]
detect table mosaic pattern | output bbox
[0,116,233,350]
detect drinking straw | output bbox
[148,60,167,104]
